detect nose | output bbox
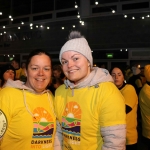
[38,69,44,75]
[67,60,74,68]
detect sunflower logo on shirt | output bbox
[62,102,81,145]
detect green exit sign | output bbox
[106,53,113,58]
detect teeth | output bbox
[36,79,44,81]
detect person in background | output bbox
[0,49,60,150]
[139,67,146,86]
[139,64,150,150]
[0,64,15,88]
[52,64,66,81]
[128,66,142,95]
[11,58,25,80]
[110,66,138,150]
[47,77,64,95]
[20,62,27,82]
[54,31,126,150]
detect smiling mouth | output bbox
[36,78,45,81]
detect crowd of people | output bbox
[0,31,149,150]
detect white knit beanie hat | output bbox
[59,33,93,68]
[132,67,141,75]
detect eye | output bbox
[73,57,78,61]
[44,67,51,71]
[62,60,68,65]
[31,67,38,70]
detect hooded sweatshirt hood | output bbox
[64,67,114,89]
[4,79,49,94]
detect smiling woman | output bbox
[0,49,61,150]
[54,31,126,150]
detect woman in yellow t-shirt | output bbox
[54,31,126,150]
[110,66,138,150]
[0,49,61,150]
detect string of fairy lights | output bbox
[94,0,150,20]
[0,0,150,35]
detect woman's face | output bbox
[25,54,51,93]
[61,51,91,84]
[111,67,124,88]
[3,70,15,82]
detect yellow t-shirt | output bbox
[15,68,25,80]
[139,83,150,138]
[55,82,126,150]
[120,84,138,145]
[0,87,56,150]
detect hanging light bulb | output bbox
[47,27,50,29]
[11,18,13,21]
[95,1,98,5]
[0,12,2,15]
[9,15,12,18]
[75,2,78,8]
[77,15,80,18]
[112,10,115,13]
[30,27,33,29]
[21,22,24,25]
[124,15,127,18]
[36,25,38,28]
[132,17,135,19]
[3,26,5,28]
[18,27,20,29]
[142,17,144,19]
[147,15,150,17]
[62,27,64,30]
[30,23,33,26]
[73,25,75,28]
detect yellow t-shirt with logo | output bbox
[55,82,126,150]
[139,83,150,138]
[0,87,56,150]
[120,84,138,145]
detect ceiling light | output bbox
[21,22,24,25]
[112,10,115,13]
[9,15,12,18]
[18,27,20,29]
[36,25,38,28]
[124,15,127,18]
[47,27,50,29]
[4,31,6,34]
[0,33,2,35]
[77,15,80,18]
[73,25,75,28]
[30,27,33,29]
[75,5,78,8]
[142,17,144,19]
[120,49,122,51]
[95,1,98,5]
[62,27,64,30]
[40,25,43,28]
[11,18,13,21]
[147,15,150,17]
[132,17,135,19]
[3,26,5,28]
[0,12,2,15]
[30,23,33,26]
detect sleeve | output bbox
[101,125,126,150]
[98,83,126,149]
[54,120,63,150]
[123,85,138,109]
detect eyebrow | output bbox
[61,54,81,60]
